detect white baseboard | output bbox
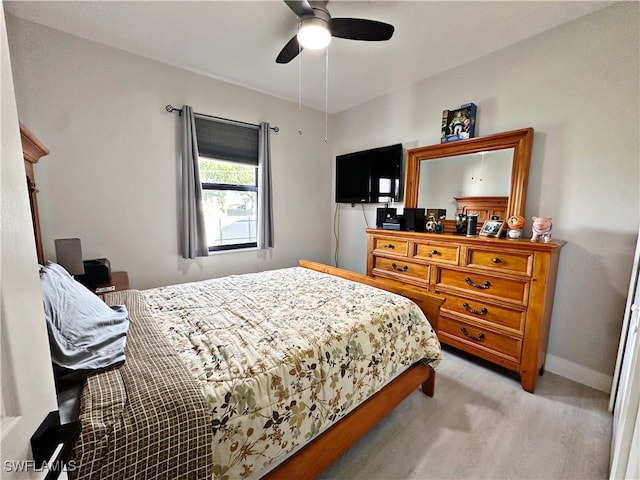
[546,354,613,393]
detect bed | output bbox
[23,123,443,478]
[50,260,442,479]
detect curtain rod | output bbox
[165,105,279,133]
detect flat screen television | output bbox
[335,143,403,204]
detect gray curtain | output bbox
[258,122,274,249]
[181,105,209,259]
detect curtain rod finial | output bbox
[165,104,183,116]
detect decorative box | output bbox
[441,103,477,143]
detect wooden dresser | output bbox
[366,228,565,392]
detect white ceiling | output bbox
[5,0,615,113]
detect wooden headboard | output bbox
[20,123,49,264]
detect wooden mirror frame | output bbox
[404,128,534,222]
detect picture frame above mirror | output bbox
[441,102,477,143]
[404,128,534,230]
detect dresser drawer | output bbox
[372,237,408,257]
[366,227,565,393]
[414,241,460,265]
[465,248,533,276]
[436,268,529,305]
[372,256,428,284]
[439,314,522,363]
[438,292,526,334]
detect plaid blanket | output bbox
[69,290,213,480]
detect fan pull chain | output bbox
[296,33,303,135]
[298,31,302,113]
[324,47,329,143]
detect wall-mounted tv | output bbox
[335,143,403,204]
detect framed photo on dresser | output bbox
[480,220,504,237]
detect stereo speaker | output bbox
[376,207,397,227]
[403,208,426,232]
[78,258,111,285]
[54,238,85,275]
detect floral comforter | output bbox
[143,266,441,479]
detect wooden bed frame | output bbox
[21,124,445,480]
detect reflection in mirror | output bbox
[418,149,514,219]
[404,128,534,224]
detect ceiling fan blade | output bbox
[284,0,314,17]
[276,35,303,64]
[331,18,394,41]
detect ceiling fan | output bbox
[276,0,395,64]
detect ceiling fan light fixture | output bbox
[297,17,331,49]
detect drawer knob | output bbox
[384,244,395,249]
[465,277,491,289]
[463,302,488,315]
[391,263,409,272]
[492,258,502,264]
[431,250,439,255]
[461,327,485,342]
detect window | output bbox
[194,115,260,252]
[199,158,257,250]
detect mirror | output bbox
[417,149,514,219]
[404,128,533,225]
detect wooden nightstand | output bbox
[92,271,130,295]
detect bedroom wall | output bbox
[5,14,333,290]
[5,4,638,394]
[1,3,58,466]
[330,2,640,392]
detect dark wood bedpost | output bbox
[20,123,50,265]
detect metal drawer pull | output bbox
[431,250,439,255]
[463,303,488,315]
[492,258,501,264]
[384,244,395,249]
[391,263,409,272]
[461,327,485,342]
[465,277,491,289]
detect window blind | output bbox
[194,115,259,165]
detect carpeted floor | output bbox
[318,346,612,480]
